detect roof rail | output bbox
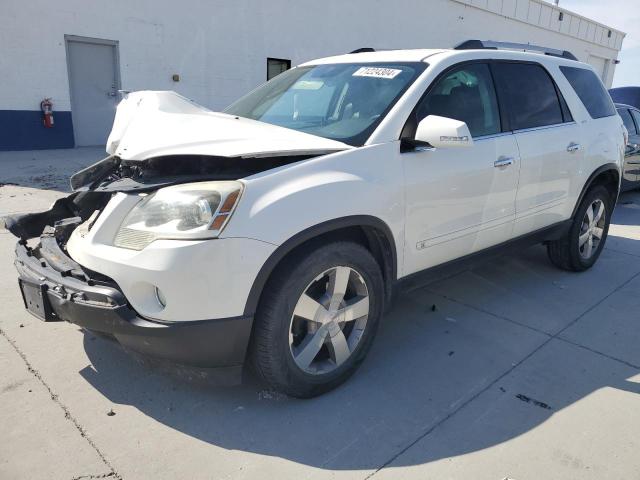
[349,47,376,54]
[454,40,578,61]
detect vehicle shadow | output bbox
[78,243,640,471]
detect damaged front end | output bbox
[6,146,323,241]
[6,153,285,380]
[5,148,321,295]
[5,149,331,381]
[6,148,321,307]
[5,89,350,379]
[8,184,124,325]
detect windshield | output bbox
[225,63,425,146]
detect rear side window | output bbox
[560,66,616,119]
[416,63,501,137]
[493,63,565,130]
[618,108,637,135]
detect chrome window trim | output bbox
[472,121,577,141]
[474,131,514,142]
[513,121,577,135]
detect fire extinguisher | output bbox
[41,98,54,128]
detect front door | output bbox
[402,62,519,275]
[66,36,120,146]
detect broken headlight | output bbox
[114,181,242,250]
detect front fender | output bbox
[222,143,405,256]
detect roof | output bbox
[301,47,589,68]
[300,49,446,65]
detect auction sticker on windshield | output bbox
[352,67,402,79]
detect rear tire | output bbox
[250,241,384,398]
[547,185,612,271]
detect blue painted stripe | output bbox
[0,110,74,151]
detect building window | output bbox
[267,58,291,81]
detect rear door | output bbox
[617,107,640,188]
[492,62,581,236]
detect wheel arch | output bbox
[242,215,397,317]
[571,164,620,219]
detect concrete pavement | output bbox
[0,147,104,192]
[1,148,640,479]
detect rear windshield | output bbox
[560,66,616,119]
[225,63,425,146]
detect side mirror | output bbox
[411,115,474,150]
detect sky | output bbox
[558,0,639,87]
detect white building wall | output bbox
[0,0,625,150]
[453,0,624,86]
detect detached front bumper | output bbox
[14,241,252,383]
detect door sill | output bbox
[395,220,571,292]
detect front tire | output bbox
[250,241,384,398]
[547,185,613,271]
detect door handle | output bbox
[567,142,581,152]
[494,156,514,168]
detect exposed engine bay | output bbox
[4,152,318,245]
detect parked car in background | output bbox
[7,41,626,398]
[616,103,640,191]
[610,87,640,110]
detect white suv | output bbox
[8,41,626,397]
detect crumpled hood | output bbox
[106,91,351,161]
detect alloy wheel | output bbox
[579,198,606,260]
[289,266,370,375]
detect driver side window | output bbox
[417,63,501,138]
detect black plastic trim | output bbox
[5,196,77,240]
[4,191,110,240]
[70,155,120,191]
[349,48,376,54]
[243,215,397,316]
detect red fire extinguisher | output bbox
[41,98,54,128]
